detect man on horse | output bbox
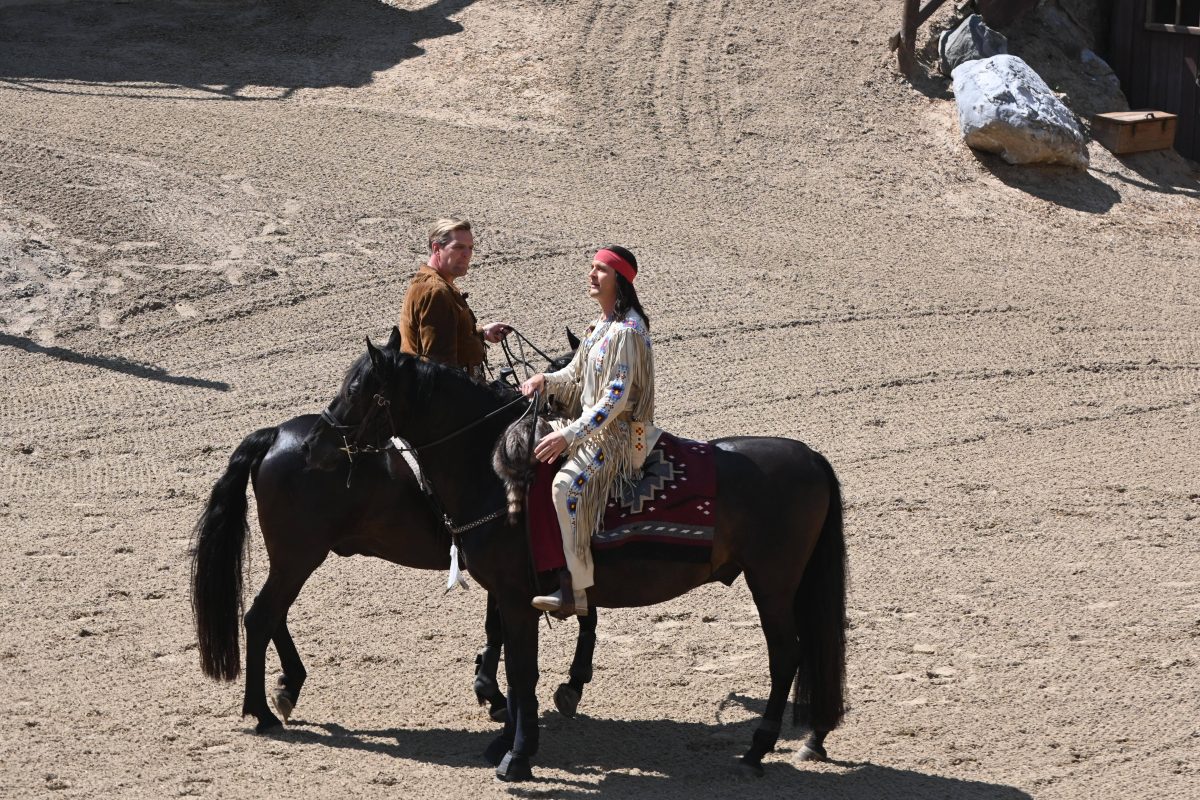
[399,218,511,378]
[399,217,514,714]
[520,245,657,617]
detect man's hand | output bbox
[534,430,569,463]
[520,373,546,397]
[481,322,512,343]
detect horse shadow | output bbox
[0,332,229,390]
[275,699,1032,800]
[0,0,476,101]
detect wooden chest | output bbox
[1092,111,1178,155]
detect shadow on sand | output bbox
[1093,149,1200,201]
[269,707,1032,800]
[0,332,229,390]
[0,0,475,100]
[973,151,1122,213]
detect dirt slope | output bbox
[1,1,1197,798]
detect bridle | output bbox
[318,387,536,535]
[320,392,395,463]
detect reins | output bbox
[404,393,531,452]
[501,328,556,378]
[317,339,547,534]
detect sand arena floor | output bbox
[1,1,1198,797]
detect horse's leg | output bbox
[474,593,508,722]
[554,606,597,719]
[242,562,319,733]
[740,576,802,776]
[269,615,306,723]
[491,601,540,782]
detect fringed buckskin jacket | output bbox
[398,265,488,373]
[544,310,659,552]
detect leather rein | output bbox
[320,390,533,535]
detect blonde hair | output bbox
[427,218,472,251]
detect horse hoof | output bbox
[735,756,764,778]
[254,714,283,734]
[553,683,581,719]
[487,701,509,724]
[796,742,828,762]
[270,688,295,723]
[483,735,512,767]
[496,751,533,783]
[474,680,501,707]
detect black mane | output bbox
[375,350,520,422]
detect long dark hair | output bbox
[604,244,650,331]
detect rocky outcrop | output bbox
[952,54,1089,168]
[939,15,1009,76]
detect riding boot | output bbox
[531,570,587,617]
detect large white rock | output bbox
[951,54,1088,169]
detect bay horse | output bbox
[190,334,597,733]
[301,333,848,781]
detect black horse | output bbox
[190,337,596,733]
[302,333,848,781]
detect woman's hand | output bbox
[533,430,569,463]
[520,373,546,397]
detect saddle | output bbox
[526,432,717,572]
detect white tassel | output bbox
[446,542,469,593]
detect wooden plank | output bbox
[1167,32,1185,153]
[1181,45,1200,158]
[890,0,950,56]
[1095,110,1179,122]
[1107,0,1135,90]
[1143,23,1200,33]
[1131,7,1153,108]
[898,0,920,76]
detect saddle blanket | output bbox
[528,432,717,572]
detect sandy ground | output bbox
[2,1,1198,797]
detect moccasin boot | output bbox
[532,571,587,617]
[531,589,569,614]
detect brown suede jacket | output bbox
[398,265,487,371]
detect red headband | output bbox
[594,248,637,283]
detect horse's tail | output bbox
[191,426,278,681]
[792,452,848,731]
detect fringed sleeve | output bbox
[560,323,652,446]
[543,340,585,419]
[556,320,654,557]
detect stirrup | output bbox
[530,588,588,617]
[531,589,567,613]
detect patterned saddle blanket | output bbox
[527,432,717,572]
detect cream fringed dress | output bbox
[543,310,659,591]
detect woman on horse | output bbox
[520,245,658,616]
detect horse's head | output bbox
[302,327,403,472]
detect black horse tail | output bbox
[792,452,848,731]
[191,426,279,681]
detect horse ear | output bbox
[566,326,580,351]
[366,336,384,370]
[386,326,402,351]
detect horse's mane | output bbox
[340,352,372,394]
[377,348,519,411]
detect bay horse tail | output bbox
[792,452,848,731]
[191,426,279,681]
